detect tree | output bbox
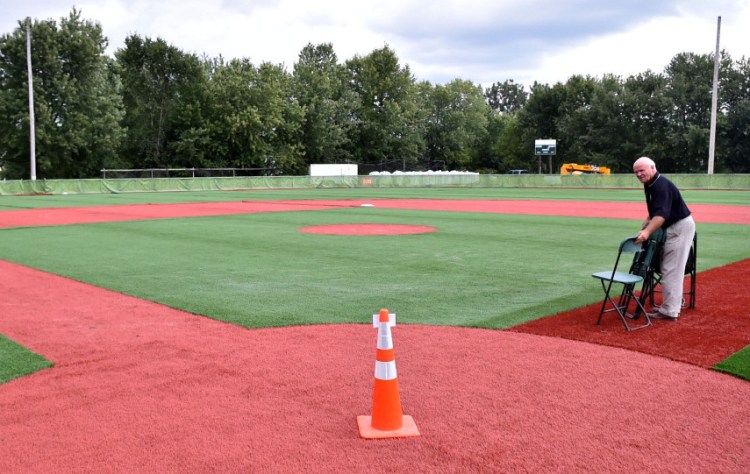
[478,112,527,172]
[250,61,305,174]
[344,46,425,170]
[0,9,124,179]
[552,74,658,172]
[292,43,353,166]
[575,75,629,170]
[116,35,206,169]
[485,79,528,114]
[714,54,749,172]
[662,52,719,172]
[423,79,490,170]
[515,81,568,172]
[619,70,671,169]
[202,58,304,174]
[552,75,599,168]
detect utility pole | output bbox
[708,16,721,175]
[26,18,37,181]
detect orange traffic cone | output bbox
[357,308,420,439]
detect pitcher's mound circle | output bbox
[299,224,437,235]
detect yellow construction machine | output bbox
[560,163,612,175]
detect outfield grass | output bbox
[1,187,749,382]
[0,207,748,328]
[0,186,748,210]
[715,346,750,381]
[0,335,53,384]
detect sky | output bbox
[1,0,748,88]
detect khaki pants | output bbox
[659,216,696,317]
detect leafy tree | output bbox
[715,54,750,172]
[723,97,750,172]
[553,75,599,167]
[662,52,718,172]
[0,9,124,179]
[251,61,305,174]
[423,79,490,170]
[515,81,568,172]
[344,46,425,170]
[116,35,205,169]
[479,112,528,172]
[619,70,671,169]
[292,43,354,166]
[577,75,630,170]
[554,74,661,172]
[485,79,528,114]
[4,10,750,179]
[202,58,304,174]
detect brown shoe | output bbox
[648,311,679,320]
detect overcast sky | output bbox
[1,1,748,87]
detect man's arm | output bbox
[635,216,665,243]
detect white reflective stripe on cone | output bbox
[377,325,393,350]
[374,360,397,380]
[372,313,396,327]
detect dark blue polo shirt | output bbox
[644,173,691,228]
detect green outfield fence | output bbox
[1,173,749,195]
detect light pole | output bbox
[26,18,37,181]
[708,16,721,175]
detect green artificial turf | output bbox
[1,188,749,383]
[0,335,53,384]
[0,186,747,210]
[714,346,750,381]
[0,207,748,329]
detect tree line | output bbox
[1,9,748,180]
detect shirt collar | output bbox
[647,172,661,187]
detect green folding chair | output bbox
[592,231,664,331]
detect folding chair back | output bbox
[684,232,697,308]
[630,229,664,278]
[629,229,665,312]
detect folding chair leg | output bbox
[690,233,697,308]
[596,281,653,331]
[688,271,696,308]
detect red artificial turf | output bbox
[510,259,750,368]
[0,200,342,228]
[1,199,749,229]
[1,198,749,472]
[1,260,749,472]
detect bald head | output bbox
[634,157,656,170]
[633,156,657,184]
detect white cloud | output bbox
[528,15,711,85]
[524,11,746,87]
[1,0,748,86]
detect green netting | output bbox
[1,174,748,195]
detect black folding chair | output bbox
[592,231,664,331]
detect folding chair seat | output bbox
[592,231,663,331]
[647,232,697,310]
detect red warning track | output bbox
[1,198,749,228]
[1,197,749,472]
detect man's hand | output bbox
[637,216,665,244]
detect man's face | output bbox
[633,162,656,183]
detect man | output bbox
[633,157,696,320]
